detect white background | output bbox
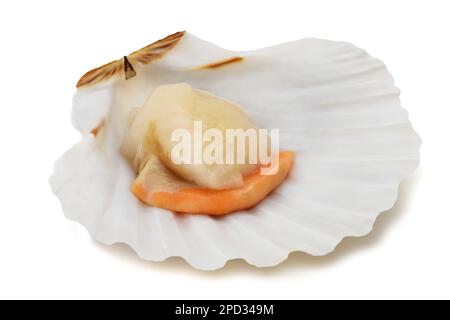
[0,0,449,300]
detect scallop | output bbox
[120,82,261,191]
[50,31,421,270]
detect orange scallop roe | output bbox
[132,151,295,215]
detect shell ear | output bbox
[76,59,123,88]
[76,31,185,88]
[128,31,185,64]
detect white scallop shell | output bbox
[50,32,421,270]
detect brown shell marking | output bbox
[90,118,105,137]
[123,56,136,80]
[192,56,244,70]
[76,31,185,88]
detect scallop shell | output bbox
[50,31,421,270]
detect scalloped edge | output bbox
[50,165,420,271]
